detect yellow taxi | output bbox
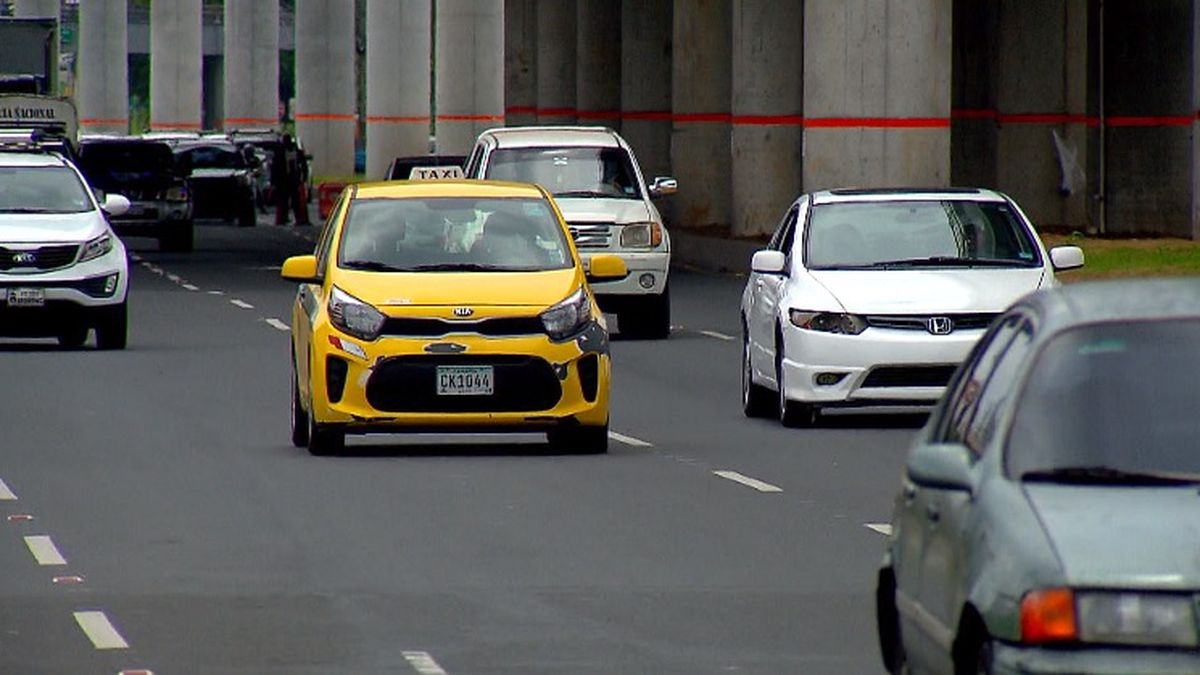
[281,180,626,456]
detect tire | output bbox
[95,303,127,350]
[548,423,609,454]
[876,573,909,675]
[775,332,816,427]
[160,222,194,252]
[56,325,89,348]
[956,633,995,675]
[238,201,257,228]
[290,363,309,448]
[741,327,774,418]
[307,412,344,457]
[620,287,671,339]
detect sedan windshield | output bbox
[805,200,1041,269]
[0,166,92,214]
[1007,319,1200,482]
[485,147,642,199]
[338,197,573,272]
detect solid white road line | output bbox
[265,318,290,332]
[699,330,737,341]
[73,611,129,650]
[713,470,784,493]
[0,477,16,500]
[24,535,67,565]
[402,651,448,675]
[181,283,199,291]
[229,299,254,309]
[865,523,894,536]
[608,431,653,447]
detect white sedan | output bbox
[740,187,1084,427]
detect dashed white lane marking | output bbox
[207,290,225,296]
[165,273,181,283]
[699,330,737,341]
[265,318,290,332]
[608,431,653,447]
[230,299,254,309]
[73,611,129,650]
[24,535,68,565]
[181,283,199,291]
[0,477,16,500]
[402,651,448,675]
[713,470,783,493]
[865,523,893,536]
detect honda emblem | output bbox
[927,316,954,335]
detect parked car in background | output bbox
[385,155,466,181]
[166,137,258,227]
[877,278,1200,675]
[740,188,1084,427]
[228,128,313,206]
[77,135,194,251]
[465,126,677,338]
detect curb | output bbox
[669,230,762,275]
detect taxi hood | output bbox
[337,267,584,309]
[553,197,653,224]
[1025,485,1200,588]
[808,268,1046,315]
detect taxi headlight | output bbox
[79,233,113,262]
[1077,591,1199,647]
[619,221,663,248]
[540,287,591,340]
[789,310,867,335]
[328,286,386,341]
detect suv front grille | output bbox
[864,313,1000,333]
[365,355,562,413]
[0,244,80,271]
[567,222,613,248]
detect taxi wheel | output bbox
[307,414,345,456]
[290,367,309,448]
[95,303,128,351]
[775,334,816,428]
[741,329,774,417]
[548,424,609,454]
[56,325,89,348]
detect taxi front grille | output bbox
[0,244,80,271]
[365,355,562,413]
[567,222,613,248]
[381,316,545,337]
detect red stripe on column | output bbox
[674,112,732,123]
[366,115,430,123]
[1107,115,1195,127]
[295,113,356,122]
[996,113,1095,125]
[224,117,278,126]
[951,108,996,120]
[622,111,672,121]
[436,114,505,122]
[150,121,202,130]
[80,118,129,126]
[505,106,537,116]
[535,107,576,117]
[805,117,949,129]
[731,114,804,126]
[577,110,621,121]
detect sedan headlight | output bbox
[79,233,113,262]
[328,286,386,341]
[1020,588,1199,648]
[788,310,867,335]
[619,221,663,248]
[540,287,591,340]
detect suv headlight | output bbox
[619,221,663,248]
[328,286,386,341]
[79,233,113,262]
[788,310,867,335]
[540,287,592,340]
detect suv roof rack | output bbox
[0,127,72,156]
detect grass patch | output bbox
[1040,233,1200,281]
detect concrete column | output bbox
[434,0,504,154]
[577,0,620,127]
[671,0,731,228]
[150,0,203,132]
[536,0,576,125]
[950,0,997,190]
[620,0,672,179]
[803,0,951,190]
[366,0,431,180]
[77,0,128,134]
[13,0,58,17]
[731,0,803,238]
[296,0,356,178]
[223,0,279,131]
[504,0,537,126]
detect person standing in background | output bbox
[273,134,310,226]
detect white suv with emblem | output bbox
[466,127,676,338]
[0,133,131,348]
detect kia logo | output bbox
[453,307,474,318]
[927,316,954,335]
[11,252,35,265]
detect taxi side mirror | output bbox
[586,254,627,281]
[281,255,321,283]
[906,443,974,492]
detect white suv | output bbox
[466,127,676,338]
[0,135,131,349]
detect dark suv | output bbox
[169,138,258,227]
[77,136,194,251]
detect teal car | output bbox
[876,278,1200,674]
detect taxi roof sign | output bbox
[407,165,465,180]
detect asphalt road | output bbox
[0,216,923,674]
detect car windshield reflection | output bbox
[0,166,92,214]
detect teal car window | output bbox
[1007,319,1200,479]
[964,320,1034,453]
[943,314,1024,447]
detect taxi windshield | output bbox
[0,166,92,214]
[485,147,642,199]
[804,200,1041,269]
[338,196,574,272]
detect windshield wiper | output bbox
[554,190,633,199]
[1021,466,1200,486]
[868,256,1029,268]
[408,263,513,272]
[341,260,406,272]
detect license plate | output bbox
[436,366,494,396]
[5,288,45,307]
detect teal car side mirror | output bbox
[906,443,975,492]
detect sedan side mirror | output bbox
[906,443,975,492]
[102,193,131,218]
[281,255,321,284]
[751,249,787,275]
[648,176,678,198]
[1049,245,1085,272]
